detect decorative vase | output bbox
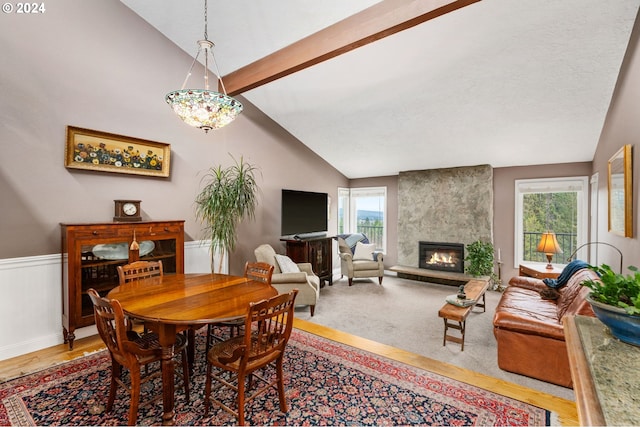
[586,294,640,347]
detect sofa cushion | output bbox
[556,268,596,320]
[352,259,381,271]
[353,242,376,260]
[274,254,300,273]
[493,286,565,340]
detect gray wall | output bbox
[590,8,640,270]
[0,0,348,275]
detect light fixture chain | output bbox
[204,0,208,41]
[203,0,209,90]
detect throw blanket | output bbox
[542,259,590,289]
[336,233,369,254]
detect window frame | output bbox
[513,176,589,268]
[337,186,387,253]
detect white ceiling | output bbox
[121,0,640,178]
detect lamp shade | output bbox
[536,232,563,254]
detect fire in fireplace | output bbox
[419,241,464,273]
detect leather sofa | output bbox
[492,267,597,388]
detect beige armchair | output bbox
[337,236,384,286]
[254,244,320,316]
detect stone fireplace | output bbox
[419,241,464,273]
[397,165,494,270]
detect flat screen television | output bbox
[281,189,328,238]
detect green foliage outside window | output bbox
[523,192,577,262]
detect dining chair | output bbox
[87,288,190,426]
[116,260,163,285]
[205,262,275,355]
[117,260,164,336]
[204,289,298,425]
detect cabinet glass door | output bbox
[79,240,129,320]
[139,238,177,273]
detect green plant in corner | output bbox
[581,264,640,315]
[195,155,259,273]
[465,240,498,288]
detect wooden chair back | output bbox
[117,260,163,285]
[87,289,157,366]
[205,290,298,425]
[87,288,189,425]
[244,261,274,285]
[242,289,297,365]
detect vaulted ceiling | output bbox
[122,0,640,178]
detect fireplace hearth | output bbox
[419,241,464,273]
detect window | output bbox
[337,187,387,252]
[337,188,350,235]
[514,177,588,267]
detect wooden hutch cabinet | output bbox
[282,236,333,286]
[60,220,184,349]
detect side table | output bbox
[519,263,562,279]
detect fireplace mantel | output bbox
[389,265,487,287]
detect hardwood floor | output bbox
[0,318,579,426]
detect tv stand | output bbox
[281,236,333,287]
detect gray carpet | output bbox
[294,272,575,401]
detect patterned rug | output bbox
[0,329,551,426]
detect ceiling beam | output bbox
[222,0,481,96]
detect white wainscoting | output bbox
[0,241,225,361]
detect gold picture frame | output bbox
[608,144,633,237]
[65,126,171,178]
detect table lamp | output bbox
[536,231,563,269]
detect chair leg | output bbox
[309,305,315,316]
[378,276,383,285]
[186,329,195,374]
[181,348,190,403]
[107,359,120,412]
[128,366,141,426]
[204,363,212,416]
[205,324,216,359]
[348,278,353,286]
[276,356,288,413]
[237,372,246,426]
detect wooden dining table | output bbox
[107,272,278,426]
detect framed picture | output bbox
[65,126,171,178]
[607,144,633,237]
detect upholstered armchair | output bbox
[254,244,320,316]
[336,234,384,286]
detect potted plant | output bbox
[195,155,259,273]
[465,240,499,289]
[581,264,640,346]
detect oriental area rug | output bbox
[0,329,551,426]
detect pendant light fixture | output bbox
[165,0,243,132]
